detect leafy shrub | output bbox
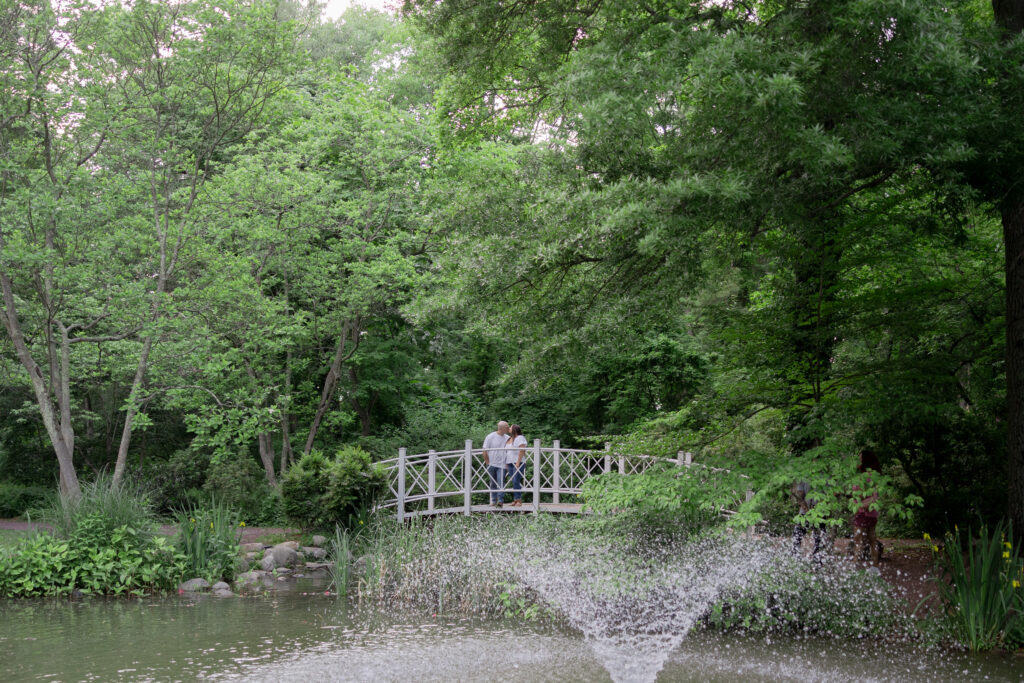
[323,446,384,523]
[933,521,1024,651]
[253,487,285,526]
[0,482,52,517]
[281,451,330,527]
[142,449,210,513]
[0,520,185,597]
[580,464,740,532]
[705,555,910,637]
[281,447,384,529]
[202,452,271,521]
[175,504,241,582]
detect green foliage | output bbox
[281,447,384,529]
[0,521,185,598]
[0,479,185,596]
[364,395,491,458]
[280,451,331,527]
[706,557,911,637]
[322,446,385,524]
[253,488,286,527]
[0,482,52,518]
[496,580,545,621]
[932,521,1024,651]
[580,463,743,532]
[34,477,158,541]
[202,452,272,522]
[142,449,211,513]
[174,505,242,583]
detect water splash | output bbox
[518,531,774,683]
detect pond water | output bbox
[1,577,1019,682]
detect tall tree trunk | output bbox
[994,0,1024,535]
[0,272,81,497]
[303,320,359,455]
[279,350,294,471]
[113,335,154,484]
[257,433,278,487]
[1003,189,1024,534]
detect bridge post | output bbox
[428,450,437,513]
[604,442,611,474]
[532,439,541,513]
[463,440,472,516]
[397,448,406,522]
[678,451,692,467]
[552,440,561,504]
[618,451,625,475]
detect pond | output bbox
[1,576,1020,682]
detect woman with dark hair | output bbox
[851,449,882,563]
[505,424,528,507]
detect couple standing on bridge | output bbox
[481,421,529,508]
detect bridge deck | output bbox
[399,502,585,518]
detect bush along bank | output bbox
[0,482,253,598]
[326,514,914,639]
[0,515,186,597]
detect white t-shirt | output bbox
[482,431,508,467]
[506,435,528,467]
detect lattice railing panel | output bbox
[376,445,702,517]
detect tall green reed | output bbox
[330,525,352,595]
[175,503,241,582]
[933,520,1024,651]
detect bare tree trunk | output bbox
[257,433,278,487]
[280,350,294,472]
[1003,189,1024,535]
[994,0,1024,537]
[0,272,80,497]
[113,335,154,484]
[280,412,293,471]
[303,320,359,455]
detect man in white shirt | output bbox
[482,421,510,507]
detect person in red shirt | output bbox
[851,449,881,563]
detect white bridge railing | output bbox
[376,440,705,521]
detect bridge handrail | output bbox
[375,440,751,520]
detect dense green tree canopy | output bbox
[0,0,1019,537]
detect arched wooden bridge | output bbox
[376,440,748,521]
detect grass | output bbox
[32,476,157,539]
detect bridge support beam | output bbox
[428,450,436,513]
[397,447,406,522]
[463,440,472,516]
[532,439,541,513]
[552,440,560,504]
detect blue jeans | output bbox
[506,462,525,501]
[487,464,506,504]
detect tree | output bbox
[406,0,1021,524]
[986,0,1024,535]
[0,0,297,494]
[180,76,432,480]
[0,1,130,496]
[100,0,296,485]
